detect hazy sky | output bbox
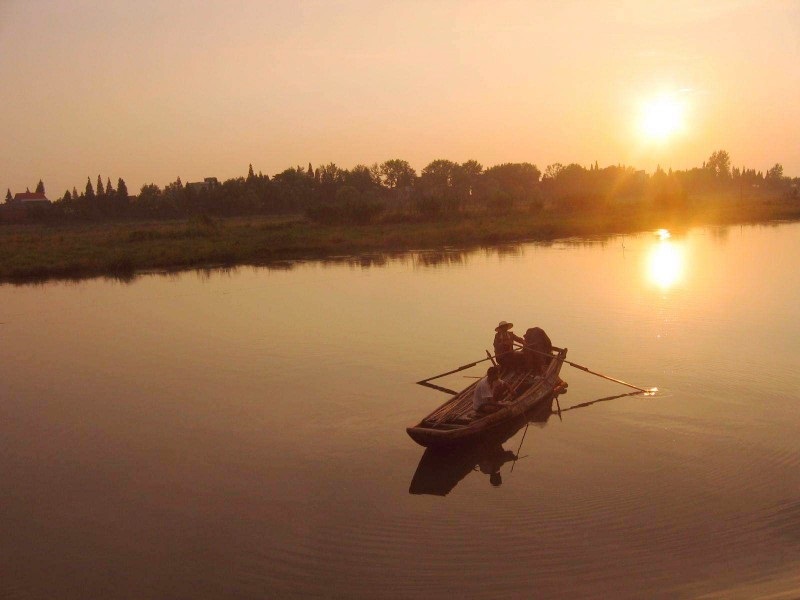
[2,0,799,197]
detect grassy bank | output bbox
[1,194,799,283]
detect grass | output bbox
[1,193,799,283]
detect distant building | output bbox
[186,177,219,193]
[12,190,51,205]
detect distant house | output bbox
[186,177,219,193]
[12,190,51,205]
[1,189,51,223]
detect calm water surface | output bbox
[2,223,800,599]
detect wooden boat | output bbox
[409,397,556,495]
[407,346,568,448]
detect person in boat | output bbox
[473,366,512,414]
[522,326,553,374]
[493,321,524,370]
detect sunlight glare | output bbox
[639,95,685,141]
[647,239,684,289]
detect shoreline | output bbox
[2,198,799,284]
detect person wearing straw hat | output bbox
[493,321,524,370]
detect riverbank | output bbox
[1,193,799,282]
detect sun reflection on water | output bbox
[647,232,685,289]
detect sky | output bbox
[2,0,799,198]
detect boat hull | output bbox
[407,347,567,448]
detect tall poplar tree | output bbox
[106,177,114,195]
[85,177,95,200]
[96,175,104,197]
[5,189,11,202]
[35,179,45,195]
[117,178,128,199]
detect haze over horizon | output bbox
[2,0,799,197]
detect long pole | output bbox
[510,422,530,473]
[415,352,502,389]
[514,343,653,394]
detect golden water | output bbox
[2,222,799,598]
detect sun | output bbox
[639,94,686,141]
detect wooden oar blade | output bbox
[416,380,459,395]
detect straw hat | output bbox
[495,321,513,332]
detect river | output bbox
[2,222,799,599]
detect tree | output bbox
[344,164,379,193]
[318,163,344,186]
[379,159,416,189]
[96,175,105,197]
[706,150,731,179]
[63,190,72,202]
[317,163,345,202]
[115,178,129,214]
[5,189,11,203]
[417,159,461,213]
[106,177,114,195]
[136,183,162,216]
[72,187,79,200]
[543,163,565,180]
[766,163,784,182]
[85,177,95,201]
[35,179,45,195]
[247,163,255,182]
[482,162,541,208]
[449,160,483,210]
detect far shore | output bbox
[1,194,799,283]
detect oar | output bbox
[416,351,506,395]
[514,343,654,394]
[417,381,459,395]
[558,390,646,413]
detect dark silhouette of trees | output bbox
[15,149,794,228]
[35,180,45,195]
[379,159,416,211]
[272,166,315,211]
[114,178,129,214]
[481,162,540,212]
[380,159,415,188]
[706,150,731,179]
[5,189,11,203]
[766,163,784,184]
[136,184,162,216]
[418,159,459,215]
[85,177,95,201]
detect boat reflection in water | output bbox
[409,397,557,496]
[409,390,647,496]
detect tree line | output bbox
[4,151,797,225]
